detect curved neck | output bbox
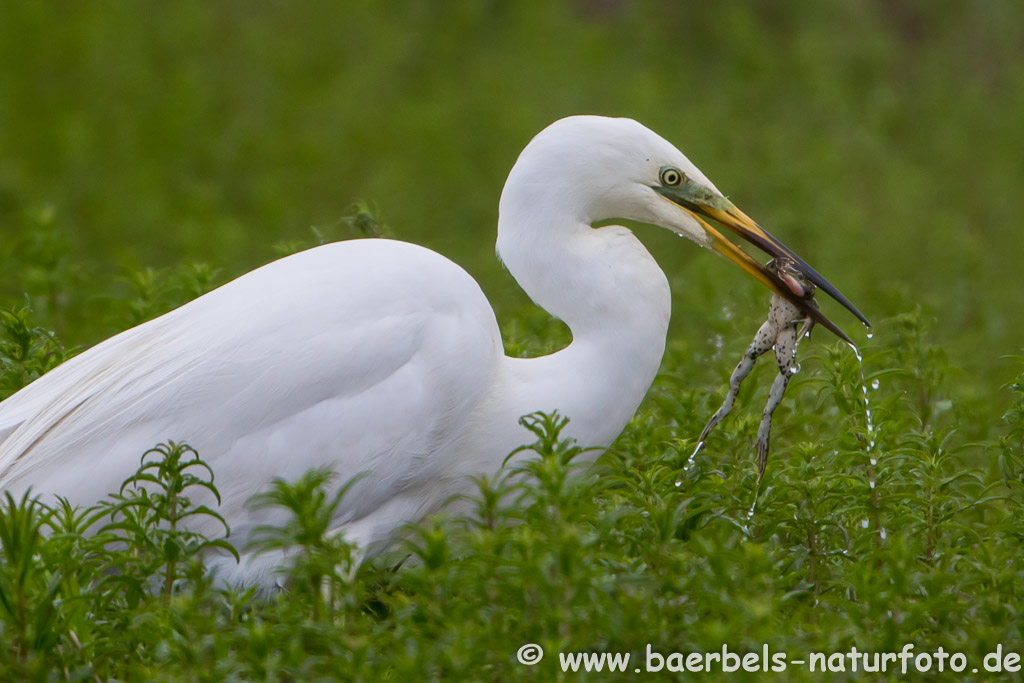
[495,202,671,447]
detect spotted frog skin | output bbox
[697,257,816,481]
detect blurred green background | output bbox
[0,0,1021,399]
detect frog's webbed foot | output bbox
[755,430,770,482]
[795,317,814,343]
[698,320,776,443]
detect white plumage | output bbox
[0,116,863,585]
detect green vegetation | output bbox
[0,1,1022,680]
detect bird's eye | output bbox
[660,167,684,186]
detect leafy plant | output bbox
[0,306,70,399]
[97,442,237,605]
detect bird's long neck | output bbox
[495,204,671,449]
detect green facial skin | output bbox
[652,174,734,215]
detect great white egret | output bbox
[0,116,866,585]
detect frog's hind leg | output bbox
[755,322,807,480]
[698,321,775,443]
[755,371,791,481]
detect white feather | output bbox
[0,115,749,586]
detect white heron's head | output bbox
[500,115,868,342]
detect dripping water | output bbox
[853,346,878,493]
[741,486,761,541]
[683,440,704,472]
[852,335,887,542]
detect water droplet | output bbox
[869,440,876,450]
[747,487,760,520]
[871,379,880,390]
[684,440,704,472]
[869,457,877,466]
[869,480,876,489]
[860,518,869,529]
[789,363,801,375]
[804,331,811,339]
[847,343,863,363]
[674,480,682,488]
[866,331,874,339]
[880,527,887,540]
[641,510,649,518]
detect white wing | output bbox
[0,240,502,554]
